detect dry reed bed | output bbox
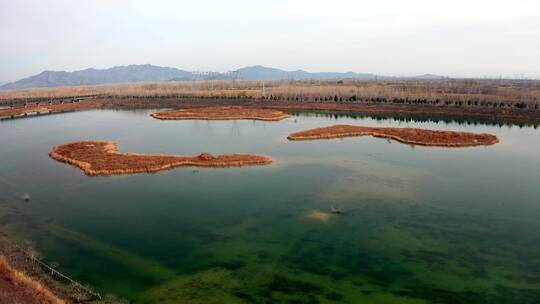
[49,141,272,176]
[287,125,499,147]
[0,256,64,304]
[1,79,538,108]
[151,106,289,121]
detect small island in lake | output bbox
[150,106,290,121]
[287,125,499,147]
[49,141,272,176]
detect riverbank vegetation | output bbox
[0,255,64,304]
[1,79,539,110]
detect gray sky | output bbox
[1,0,540,81]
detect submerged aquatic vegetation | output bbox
[305,211,333,222]
[2,110,540,303]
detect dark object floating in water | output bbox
[330,205,344,214]
[22,194,30,202]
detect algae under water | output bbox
[1,109,540,303]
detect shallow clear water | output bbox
[1,109,540,303]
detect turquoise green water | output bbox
[1,109,540,303]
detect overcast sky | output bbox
[1,0,540,81]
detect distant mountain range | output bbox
[0,64,445,90]
[0,65,193,90]
[233,65,376,81]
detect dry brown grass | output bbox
[151,106,289,121]
[0,256,65,304]
[0,81,262,99]
[264,79,540,107]
[287,125,499,147]
[1,79,539,109]
[50,141,272,176]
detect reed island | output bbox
[287,125,499,147]
[49,141,272,176]
[150,106,289,121]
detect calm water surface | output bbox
[1,109,540,303]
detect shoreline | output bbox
[0,255,65,304]
[287,125,499,147]
[2,99,540,123]
[0,235,66,304]
[49,141,272,176]
[0,101,102,118]
[97,99,540,123]
[0,233,110,303]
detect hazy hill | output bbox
[412,74,447,80]
[2,64,384,90]
[0,64,193,90]
[234,65,375,80]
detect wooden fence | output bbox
[13,244,102,303]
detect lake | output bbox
[1,109,539,303]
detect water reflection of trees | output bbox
[230,121,241,136]
[289,111,539,129]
